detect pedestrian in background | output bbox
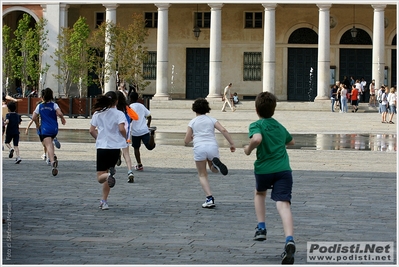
[244,91,296,264]
[221,83,236,112]
[90,91,127,210]
[184,98,236,208]
[387,87,396,124]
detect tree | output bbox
[2,25,14,95]
[12,13,48,96]
[113,13,149,93]
[53,16,91,97]
[88,13,149,94]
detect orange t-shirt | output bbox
[351,89,358,101]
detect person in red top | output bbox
[350,84,359,112]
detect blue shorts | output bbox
[131,133,155,150]
[389,105,396,114]
[255,170,293,202]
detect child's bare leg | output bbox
[276,201,294,237]
[14,146,20,157]
[254,190,267,223]
[196,160,212,196]
[97,171,111,201]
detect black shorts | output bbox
[5,133,19,147]
[96,148,120,172]
[39,134,57,142]
[255,170,293,202]
[131,133,155,150]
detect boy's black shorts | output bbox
[255,170,292,202]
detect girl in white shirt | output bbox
[89,91,127,210]
[184,98,236,208]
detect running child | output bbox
[184,98,236,208]
[243,92,296,264]
[4,101,22,164]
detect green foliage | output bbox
[11,13,48,96]
[88,13,149,94]
[2,25,14,94]
[53,16,91,97]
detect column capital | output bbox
[155,3,171,10]
[262,3,277,10]
[60,3,69,10]
[103,4,119,10]
[371,4,386,11]
[208,3,224,10]
[316,3,332,10]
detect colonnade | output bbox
[42,3,387,100]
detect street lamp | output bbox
[193,4,201,40]
[351,5,358,39]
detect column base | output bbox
[152,95,172,101]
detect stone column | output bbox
[372,4,386,88]
[315,3,331,101]
[60,4,69,29]
[207,3,224,98]
[103,4,118,93]
[262,3,277,94]
[41,4,61,96]
[153,3,171,100]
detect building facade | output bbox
[2,1,397,101]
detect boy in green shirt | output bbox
[244,92,296,264]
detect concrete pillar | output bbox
[103,4,118,93]
[60,3,69,28]
[262,3,277,94]
[315,3,331,101]
[207,3,223,98]
[153,3,171,100]
[41,4,61,96]
[372,4,386,88]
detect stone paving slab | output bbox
[2,107,397,265]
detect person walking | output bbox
[350,84,359,112]
[184,98,236,208]
[129,91,156,171]
[4,101,22,164]
[89,91,127,210]
[243,91,296,264]
[116,90,138,183]
[380,86,389,123]
[330,85,337,112]
[32,88,66,176]
[368,79,376,107]
[387,87,396,124]
[340,84,348,113]
[221,83,236,112]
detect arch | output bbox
[388,31,396,45]
[2,6,40,22]
[288,27,318,44]
[335,25,372,45]
[284,23,318,44]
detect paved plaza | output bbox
[2,102,397,265]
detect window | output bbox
[245,12,262,28]
[95,12,105,28]
[145,12,158,28]
[194,12,211,28]
[143,51,157,80]
[243,52,262,81]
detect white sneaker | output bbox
[41,153,47,160]
[128,171,134,183]
[202,197,215,208]
[46,157,51,166]
[99,200,109,210]
[15,157,21,164]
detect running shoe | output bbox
[8,148,14,158]
[202,197,215,208]
[253,226,267,241]
[15,157,22,164]
[128,171,134,183]
[135,165,143,171]
[53,137,61,149]
[281,240,296,264]
[212,157,228,175]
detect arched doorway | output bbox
[391,35,397,87]
[287,28,318,101]
[339,28,372,102]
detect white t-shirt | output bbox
[129,102,150,136]
[387,92,397,106]
[90,107,127,149]
[188,115,218,148]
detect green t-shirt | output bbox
[248,118,293,174]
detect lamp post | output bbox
[351,5,358,39]
[193,4,201,40]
